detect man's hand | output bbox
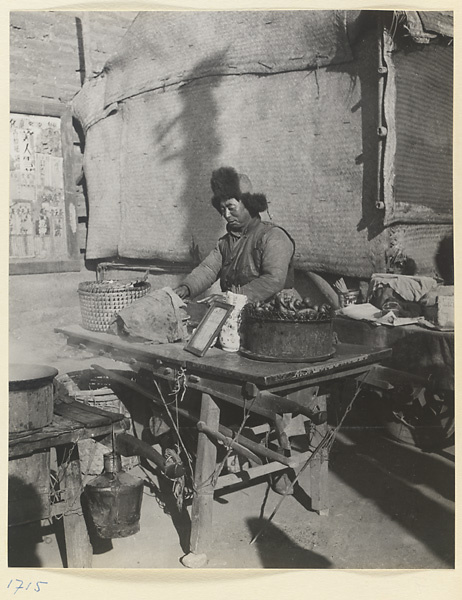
[174,285,190,300]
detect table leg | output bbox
[271,413,292,493]
[309,394,329,515]
[183,393,220,568]
[274,414,292,455]
[56,444,92,568]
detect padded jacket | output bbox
[182,218,295,303]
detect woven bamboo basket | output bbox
[67,369,140,475]
[78,279,151,332]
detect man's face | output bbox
[219,198,252,231]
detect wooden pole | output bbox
[56,444,92,568]
[308,394,329,515]
[188,394,220,561]
[196,421,262,466]
[80,12,94,81]
[115,433,185,479]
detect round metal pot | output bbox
[240,316,335,362]
[9,364,58,433]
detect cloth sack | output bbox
[367,273,437,318]
[114,287,188,343]
[368,273,437,303]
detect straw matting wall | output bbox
[109,65,389,275]
[103,10,358,107]
[383,29,453,226]
[83,110,123,258]
[389,224,453,276]
[74,11,453,278]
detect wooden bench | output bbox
[9,400,125,568]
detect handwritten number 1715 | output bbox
[7,580,48,593]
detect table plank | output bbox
[54,401,124,427]
[9,401,124,458]
[56,324,392,387]
[334,315,454,390]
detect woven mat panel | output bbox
[103,10,358,107]
[84,111,123,259]
[388,224,453,277]
[72,75,115,133]
[117,93,225,261]
[383,34,453,225]
[116,67,389,276]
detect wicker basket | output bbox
[64,369,141,475]
[78,279,151,332]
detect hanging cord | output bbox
[170,367,189,509]
[191,390,258,491]
[154,367,258,491]
[152,375,195,483]
[209,398,255,488]
[250,370,371,545]
[153,370,196,509]
[52,440,87,520]
[170,367,187,452]
[258,438,272,518]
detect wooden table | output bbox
[9,400,125,568]
[334,315,454,389]
[56,324,392,566]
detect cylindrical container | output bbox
[381,299,401,317]
[240,315,335,362]
[219,291,248,352]
[338,290,360,308]
[84,452,144,539]
[9,364,58,433]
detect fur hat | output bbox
[210,167,252,200]
[211,166,267,214]
[239,192,268,217]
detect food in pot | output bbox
[243,293,334,322]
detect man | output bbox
[175,166,295,303]
[174,167,297,494]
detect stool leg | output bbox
[56,444,92,568]
[182,393,220,568]
[309,394,329,515]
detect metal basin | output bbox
[9,364,58,433]
[240,316,335,363]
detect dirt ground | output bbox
[8,272,455,569]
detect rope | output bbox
[153,375,195,482]
[155,366,258,496]
[52,440,87,520]
[210,404,252,488]
[194,394,258,490]
[250,369,371,545]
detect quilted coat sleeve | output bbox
[181,243,223,298]
[237,227,295,303]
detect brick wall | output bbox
[10,11,137,103]
[10,11,138,255]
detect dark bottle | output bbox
[84,452,144,539]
